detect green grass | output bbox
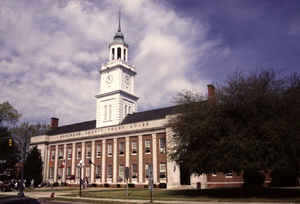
[63,187,300,202]
[32,186,79,192]
[41,197,149,204]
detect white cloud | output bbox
[0,0,229,125]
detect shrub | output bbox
[53,182,59,187]
[159,183,167,188]
[271,168,298,187]
[91,183,97,187]
[117,184,121,188]
[243,168,265,191]
[104,183,109,187]
[128,183,135,188]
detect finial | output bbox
[118,9,121,32]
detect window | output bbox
[160,163,166,178]
[86,167,91,178]
[107,144,112,156]
[86,144,91,158]
[49,167,54,178]
[145,140,151,153]
[145,164,150,178]
[159,138,166,153]
[108,165,113,179]
[117,47,121,59]
[128,106,131,114]
[96,144,101,157]
[124,49,126,61]
[96,165,101,179]
[76,167,80,178]
[58,148,63,160]
[77,147,81,160]
[51,150,55,160]
[131,141,137,154]
[67,167,71,176]
[109,104,112,120]
[58,167,62,179]
[119,164,124,182]
[132,164,137,179]
[119,142,125,155]
[67,148,72,160]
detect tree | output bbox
[24,146,43,186]
[169,70,300,182]
[0,101,21,126]
[0,102,21,179]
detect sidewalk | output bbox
[1,190,298,204]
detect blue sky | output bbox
[1,0,299,126]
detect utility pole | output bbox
[18,132,27,197]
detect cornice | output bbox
[95,90,139,101]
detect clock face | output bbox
[106,74,113,84]
[124,75,130,85]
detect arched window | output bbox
[112,48,115,60]
[117,47,121,59]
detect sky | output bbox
[1,0,299,126]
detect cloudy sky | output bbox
[1,0,299,126]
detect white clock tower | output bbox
[96,16,138,128]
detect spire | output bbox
[113,10,124,43]
[118,9,121,32]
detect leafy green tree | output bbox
[169,71,300,183]
[24,146,43,186]
[0,101,21,126]
[0,102,21,179]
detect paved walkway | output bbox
[0,190,298,204]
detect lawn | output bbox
[63,187,300,202]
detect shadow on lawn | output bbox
[167,187,300,199]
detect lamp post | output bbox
[77,160,83,197]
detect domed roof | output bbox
[113,28,124,43]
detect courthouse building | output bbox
[30,21,243,189]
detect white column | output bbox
[101,140,106,183]
[125,137,130,168]
[45,145,50,181]
[91,140,95,183]
[121,46,124,60]
[71,143,76,176]
[113,138,117,183]
[54,145,58,182]
[81,142,85,178]
[138,135,143,183]
[152,133,158,184]
[62,144,67,182]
